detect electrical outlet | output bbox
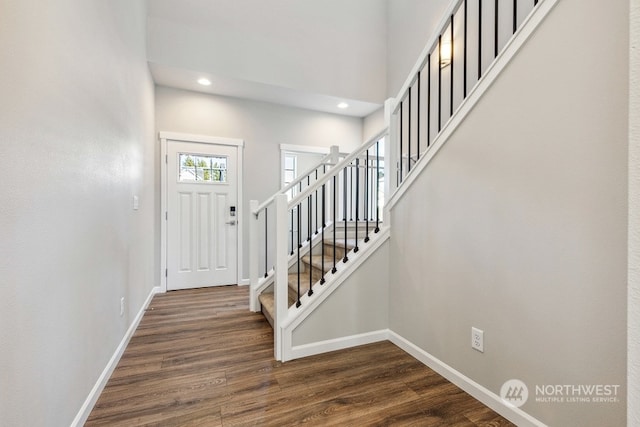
[120,297,125,317]
[471,327,484,353]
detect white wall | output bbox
[386,0,451,97]
[363,107,386,142]
[155,86,363,280]
[289,151,326,184]
[0,1,156,425]
[629,0,640,424]
[388,0,628,425]
[292,240,389,346]
[148,0,387,104]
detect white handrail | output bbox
[288,128,388,210]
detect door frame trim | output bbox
[159,132,245,293]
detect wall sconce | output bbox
[439,39,452,68]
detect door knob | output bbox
[225,220,236,225]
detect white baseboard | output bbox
[71,286,161,427]
[238,278,250,286]
[289,329,389,360]
[388,331,546,427]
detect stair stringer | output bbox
[279,226,390,362]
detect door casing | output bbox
[159,132,245,292]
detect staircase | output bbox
[249,0,552,362]
[258,236,355,327]
[249,132,388,361]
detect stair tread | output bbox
[289,271,329,305]
[259,231,382,329]
[258,291,274,308]
[301,253,334,268]
[258,293,274,328]
[259,288,298,325]
[288,272,313,293]
[324,238,357,249]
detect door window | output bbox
[178,154,227,183]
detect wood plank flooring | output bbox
[86,286,515,426]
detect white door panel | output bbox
[167,141,238,290]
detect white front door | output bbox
[167,140,238,290]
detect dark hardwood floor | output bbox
[86,286,515,426]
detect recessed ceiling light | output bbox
[197,78,211,86]
[337,102,349,109]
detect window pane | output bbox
[284,170,295,183]
[178,154,227,183]
[284,155,295,170]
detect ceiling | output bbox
[148,63,382,118]
[146,0,388,118]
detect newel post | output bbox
[249,200,260,312]
[274,194,289,361]
[329,145,340,165]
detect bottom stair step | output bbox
[258,288,299,329]
[258,293,274,328]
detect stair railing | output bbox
[390,0,543,190]
[272,130,387,359]
[249,148,340,312]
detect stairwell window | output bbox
[283,153,297,200]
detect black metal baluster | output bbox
[450,14,454,117]
[464,0,468,98]
[315,169,319,234]
[290,208,294,256]
[264,208,268,278]
[408,85,412,173]
[296,203,301,307]
[343,166,348,263]
[478,0,483,79]
[375,141,380,233]
[438,34,442,132]
[320,177,326,285]
[427,54,431,147]
[349,163,353,221]
[307,177,311,242]
[365,149,370,243]
[534,0,538,5]
[298,181,302,254]
[323,163,327,227]
[308,211,313,297]
[332,175,338,274]
[342,167,346,221]
[494,0,499,58]
[354,158,360,253]
[417,70,421,162]
[513,0,517,34]
[399,100,403,184]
